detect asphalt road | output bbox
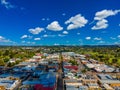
[57,72,64,90]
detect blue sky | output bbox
[0,0,120,45]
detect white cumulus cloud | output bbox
[21,35,32,39]
[0,36,5,40]
[85,37,91,40]
[0,36,12,43]
[65,14,88,30]
[94,9,120,20]
[92,19,108,30]
[21,35,28,39]
[47,21,63,31]
[63,31,68,34]
[118,35,120,39]
[62,13,66,16]
[43,34,56,38]
[43,34,48,37]
[29,27,44,34]
[1,0,15,9]
[92,9,120,30]
[34,38,41,40]
[41,18,50,21]
[54,43,60,46]
[58,34,65,37]
[94,37,102,40]
[77,33,80,35]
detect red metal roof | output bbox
[64,65,78,70]
[34,84,56,90]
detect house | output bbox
[87,83,101,90]
[97,74,120,88]
[82,75,97,84]
[64,79,83,90]
[103,84,114,90]
[9,59,16,63]
[64,66,78,71]
[22,72,57,90]
[0,77,20,90]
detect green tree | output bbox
[0,59,5,66]
[8,62,16,67]
[3,56,10,62]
